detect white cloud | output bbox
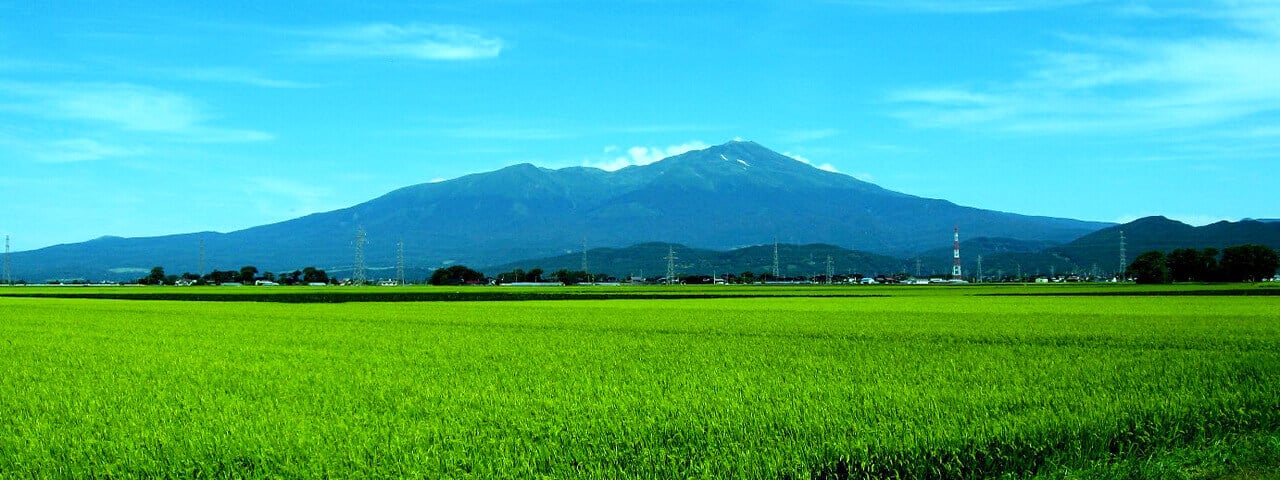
[49,83,204,132]
[853,172,875,182]
[246,177,336,218]
[886,1,1280,135]
[0,133,140,163]
[165,67,315,89]
[583,141,709,171]
[784,151,840,173]
[0,82,272,144]
[846,0,1100,13]
[306,23,503,61]
[37,138,140,163]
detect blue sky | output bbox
[3,0,1278,251]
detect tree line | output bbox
[1127,244,1279,284]
[136,266,333,285]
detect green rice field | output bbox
[1,285,1277,478]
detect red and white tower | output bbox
[952,226,962,280]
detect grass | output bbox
[0,288,1277,478]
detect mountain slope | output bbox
[9,141,1111,282]
[481,242,909,279]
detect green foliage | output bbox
[1,292,1278,478]
[429,265,485,285]
[1166,247,1219,282]
[1127,251,1169,284]
[239,265,259,284]
[301,266,328,284]
[136,266,167,285]
[1220,244,1280,282]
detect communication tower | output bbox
[581,237,589,274]
[1118,230,1127,278]
[3,235,10,285]
[198,239,206,276]
[772,241,780,279]
[353,226,367,285]
[825,255,834,284]
[952,226,962,280]
[396,240,405,286]
[666,245,677,284]
[976,255,984,283]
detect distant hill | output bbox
[481,242,909,279]
[868,217,1280,280]
[10,141,1111,282]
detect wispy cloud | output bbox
[0,82,272,144]
[778,128,840,143]
[0,133,140,163]
[163,67,316,89]
[304,23,503,61]
[843,0,1100,14]
[245,177,336,218]
[439,125,573,141]
[584,141,709,171]
[886,1,1280,136]
[36,138,141,163]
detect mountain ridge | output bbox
[9,140,1114,282]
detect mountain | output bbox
[9,141,1111,282]
[903,217,1280,279]
[1047,216,1280,269]
[480,242,909,279]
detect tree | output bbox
[429,265,485,285]
[135,266,167,285]
[239,266,259,284]
[527,268,544,282]
[1166,248,1219,282]
[1220,244,1280,282]
[1128,251,1169,284]
[301,267,328,284]
[204,269,237,284]
[553,269,591,285]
